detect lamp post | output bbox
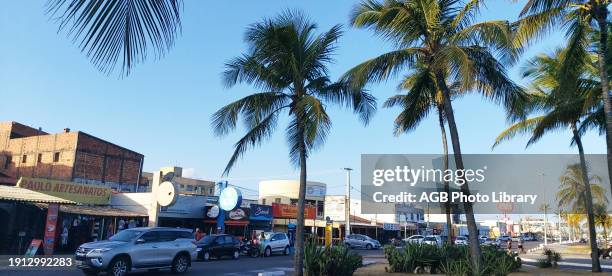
[343,168,352,239]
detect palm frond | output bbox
[492,116,544,149]
[47,0,182,76]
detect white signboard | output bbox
[324,196,345,221]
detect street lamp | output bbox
[343,168,352,238]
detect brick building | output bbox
[0,121,146,192]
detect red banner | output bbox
[43,203,59,255]
[272,203,316,220]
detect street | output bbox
[2,242,611,275]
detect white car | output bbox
[261,232,291,257]
[454,236,468,246]
[422,235,443,247]
[403,235,424,244]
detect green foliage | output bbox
[304,241,362,276]
[537,248,562,268]
[385,244,520,275]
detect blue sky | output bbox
[0,0,606,200]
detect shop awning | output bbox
[0,185,76,204]
[36,203,147,217]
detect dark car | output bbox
[196,234,241,261]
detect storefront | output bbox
[271,203,316,233]
[204,206,250,238]
[248,204,273,234]
[0,185,75,255]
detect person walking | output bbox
[507,239,513,252]
[517,238,525,254]
[195,228,204,241]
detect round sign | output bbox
[219,186,242,211]
[157,181,178,207]
[207,205,220,218]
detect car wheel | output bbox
[283,246,290,255]
[366,244,373,250]
[203,252,211,261]
[264,247,272,257]
[232,250,240,260]
[82,269,98,276]
[171,254,190,274]
[107,257,129,276]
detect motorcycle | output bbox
[240,240,260,258]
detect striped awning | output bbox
[0,185,75,204]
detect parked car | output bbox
[496,235,511,242]
[454,236,468,246]
[261,232,291,257]
[75,227,197,276]
[344,234,381,250]
[403,235,424,244]
[422,235,443,247]
[196,234,241,261]
[481,238,499,247]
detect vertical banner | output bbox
[43,203,59,255]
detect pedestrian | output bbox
[259,232,266,257]
[195,228,204,241]
[507,239,512,252]
[517,238,525,254]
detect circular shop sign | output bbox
[219,186,242,211]
[207,205,220,218]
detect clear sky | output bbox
[0,0,606,200]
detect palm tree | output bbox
[46,0,183,76]
[211,11,375,275]
[384,63,456,244]
[516,0,612,207]
[567,213,586,240]
[345,0,524,265]
[492,48,604,271]
[594,203,611,246]
[557,164,608,212]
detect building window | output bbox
[290,199,298,205]
[262,199,266,205]
[37,153,42,163]
[53,152,60,162]
[4,156,10,169]
[274,198,281,203]
[317,200,324,217]
[208,188,214,195]
[21,155,27,163]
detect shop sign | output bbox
[272,203,316,220]
[206,205,220,219]
[249,204,272,221]
[43,204,59,255]
[219,186,242,211]
[228,208,247,220]
[306,185,326,197]
[17,177,111,205]
[383,223,401,231]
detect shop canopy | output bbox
[35,203,147,217]
[0,185,76,204]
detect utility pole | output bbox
[344,168,352,239]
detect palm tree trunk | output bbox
[294,119,307,276]
[593,4,612,204]
[437,105,453,245]
[436,73,482,268]
[572,122,602,272]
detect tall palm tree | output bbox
[567,213,586,240]
[493,48,604,271]
[594,203,611,246]
[345,0,524,265]
[516,0,612,206]
[46,0,183,76]
[211,11,375,275]
[384,63,456,244]
[557,164,608,212]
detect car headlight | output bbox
[90,248,113,254]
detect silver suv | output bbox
[75,227,197,276]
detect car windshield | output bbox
[109,229,144,242]
[457,237,466,240]
[424,237,436,241]
[264,232,274,240]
